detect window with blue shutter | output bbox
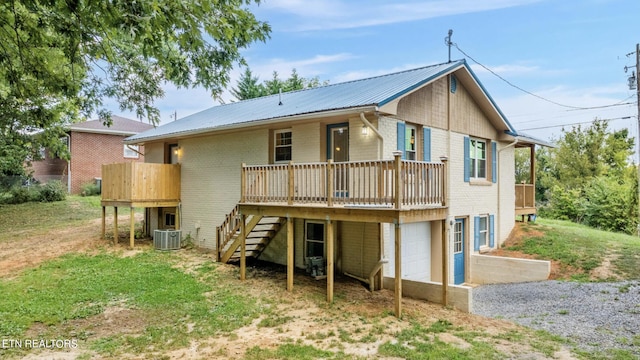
[464,137,470,182]
[474,215,492,251]
[423,127,431,162]
[489,214,495,248]
[492,142,497,184]
[473,216,480,251]
[397,122,406,159]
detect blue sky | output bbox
[116,0,640,143]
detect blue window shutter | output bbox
[489,215,495,248]
[474,216,480,251]
[492,141,497,184]
[464,137,470,182]
[397,122,406,159]
[423,127,431,162]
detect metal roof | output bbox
[126,59,516,144]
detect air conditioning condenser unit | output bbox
[154,230,181,250]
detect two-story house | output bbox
[101,59,549,315]
[30,116,154,194]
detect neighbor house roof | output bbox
[71,115,155,136]
[126,59,517,144]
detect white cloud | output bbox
[262,0,545,31]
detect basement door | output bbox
[453,219,465,285]
[387,222,431,281]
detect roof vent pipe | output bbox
[278,88,283,106]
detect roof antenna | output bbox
[445,29,453,63]
[278,88,283,106]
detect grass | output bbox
[0,251,265,358]
[506,218,640,279]
[0,196,102,241]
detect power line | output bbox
[518,116,632,131]
[453,44,636,111]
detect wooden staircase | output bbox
[216,205,286,263]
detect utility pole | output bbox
[636,43,640,236]
[627,44,640,235]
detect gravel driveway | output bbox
[473,280,640,356]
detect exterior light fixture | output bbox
[361,125,369,136]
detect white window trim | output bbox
[274,129,292,163]
[405,124,417,161]
[124,145,140,159]
[453,221,463,254]
[478,215,489,249]
[469,138,487,179]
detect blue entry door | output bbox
[453,219,465,285]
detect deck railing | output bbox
[241,156,446,209]
[515,183,535,209]
[101,162,181,203]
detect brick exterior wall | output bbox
[69,132,145,194]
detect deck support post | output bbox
[113,207,118,245]
[240,214,246,281]
[326,219,334,303]
[129,207,135,249]
[286,216,294,291]
[101,206,106,239]
[393,151,403,210]
[394,221,402,317]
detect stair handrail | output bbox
[216,204,242,261]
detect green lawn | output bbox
[0,196,102,242]
[506,218,640,280]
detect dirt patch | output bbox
[590,253,622,280]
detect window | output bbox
[474,214,494,251]
[469,139,486,179]
[274,129,292,162]
[454,221,463,254]
[305,221,325,258]
[477,215,488,248]
[124,145,140,159]
[405,124,417,160]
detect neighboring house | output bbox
[102,59,551,315]
[30,116,154,194]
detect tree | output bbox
[231,67,327,101]
[537,119,638,233]
[0,0,270,184]
[230,68,265,100]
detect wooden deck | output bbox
[240,157,446,220]
[100,162,181,248]
[101,162,181,207]
[515,183,536,216]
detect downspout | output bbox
[496,138,519,247]
[360,112,383,159]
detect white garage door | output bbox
[386,222,431,281]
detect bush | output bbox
[6,185,40,204]
[80,181,101,196]
[38,181,66,202]
[582,176,636,234]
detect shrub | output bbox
[6,185,40,204]
[80,181,101,196]
[582,176,636,234]
[38,181,66,202]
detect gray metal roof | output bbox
[127,59,515,144]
